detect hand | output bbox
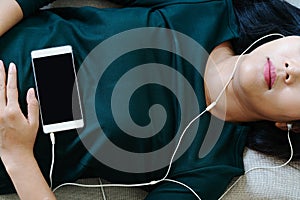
[0,61,39,166]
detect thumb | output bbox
[26,88,39,126]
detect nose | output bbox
[284,61,300,84]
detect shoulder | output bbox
[208,41,235,65]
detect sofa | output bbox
[1,0,300,199]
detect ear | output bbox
[275,122,289,131]
[275,121,300,133]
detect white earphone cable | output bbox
[215,33,285,104]
[98,178,107,200]
[49,132,55,189]
[49,33,291,200]
[218,124,294,199]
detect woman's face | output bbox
[233,36,300,122]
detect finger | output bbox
[6,63,19,107]
[0,60,6,108]
[26,88,39,127]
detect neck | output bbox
[220,78,261,122]
[204,42,261,122]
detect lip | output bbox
[264,58,277,89]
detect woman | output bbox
[0,0,299,199]
[231,0,300,160]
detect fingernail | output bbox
[29,88,36,97]
[29,88,34,94]
[9,63,16,72]
[0,61,3,70]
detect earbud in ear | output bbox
[287,123,293,131]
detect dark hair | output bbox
[232,0,300,54]
[231,0,300,160]
[246,121,300,160]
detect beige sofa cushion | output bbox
[223,148,300,199]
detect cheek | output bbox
[270,89,300,118]
[257,89,300,121]
[233,64,274,117]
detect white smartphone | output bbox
[31,45,84,134]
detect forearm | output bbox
[3,153,56,200]
[0,0,23,36]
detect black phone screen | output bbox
[32,53,82,125]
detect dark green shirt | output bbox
[0,0,248,199]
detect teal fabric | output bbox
[0,0,249,199]
[16,0,55,17]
